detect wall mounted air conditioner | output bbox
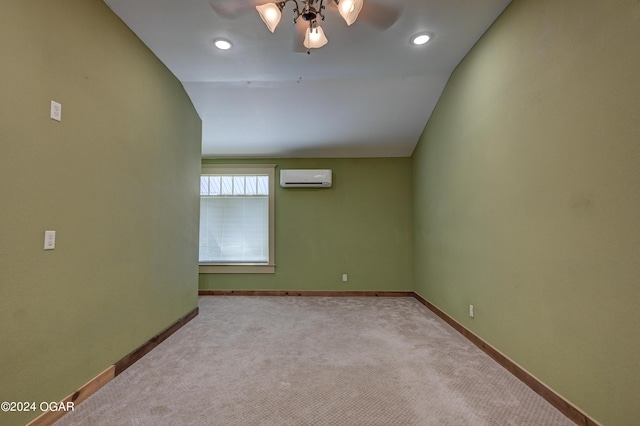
[280,169,332,188]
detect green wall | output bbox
[0,2,201,425]
[412,0,640,424]
[199,158,413,292]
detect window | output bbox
[199,165,276,273]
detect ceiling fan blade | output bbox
[358,0,402,30]
[209,0,263,19]
[358,1,403,30]
[292,19,308,53]
[327,0,403,30]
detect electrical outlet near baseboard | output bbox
[469,304,474,318]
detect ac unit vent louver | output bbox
[280,169,332,188]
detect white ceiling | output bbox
[103,0,511,158]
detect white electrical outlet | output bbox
[44,230,56,250]
[342,273,348,282]
[469,304,474,318]
[50,100,62,121]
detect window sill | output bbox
[199,264,275,274]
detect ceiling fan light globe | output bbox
[303,26,329,49]
[338,0,363,25]
[256,3,282,33]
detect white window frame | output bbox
[199,164,276,274]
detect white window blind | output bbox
[199,174,270,264]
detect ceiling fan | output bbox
[210,0,402,53]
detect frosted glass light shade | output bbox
[256,3,282,33]
[337,0,363,25]
[303,26,329,49]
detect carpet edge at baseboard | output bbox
[26,366,116,426]
[26,306,199,426]
[114,307,199,376]
[411,292,600,426]
[198,290,414,297]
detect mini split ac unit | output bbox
[280,169,332,188]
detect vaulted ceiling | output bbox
[103,0,511,157]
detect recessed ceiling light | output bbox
[212,38,232,50]
[411,32,431,46]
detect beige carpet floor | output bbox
[55,296,573,425]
